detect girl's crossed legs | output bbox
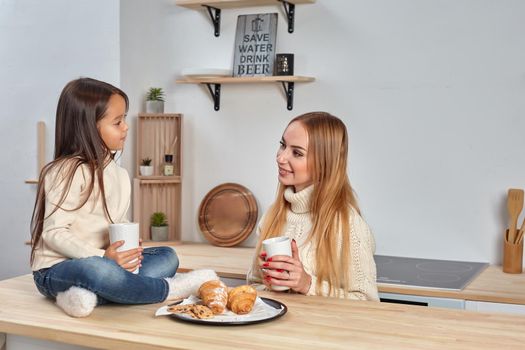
[33,246,179,305]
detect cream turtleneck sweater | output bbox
[254,185,379,301]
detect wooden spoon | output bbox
[507,189,524,243]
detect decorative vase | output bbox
[151,226,169,241]
[139,165,154,176]
[146,101,164,113]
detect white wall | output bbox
[2,0,524,281]
[121,0,525,266]
[119,0,181,202]
[0,0,120,280]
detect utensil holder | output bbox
[503,230,523,274]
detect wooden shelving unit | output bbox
[135,114,182,178]
[176,75,315,110]
[175,0,316,36]
[133,114,182,242]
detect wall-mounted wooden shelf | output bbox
[176,75,314,111]
[177,75,314,84]
[176,0,315,9]
[175,0,316,36]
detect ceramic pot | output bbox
[146,101,164,113]
[151,226,169,241]
[139,165,154,176]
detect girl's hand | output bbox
[104,240,143,272]
[260,239,312,294]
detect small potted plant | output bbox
[145,87,165,113]
[139,157,154,176]
[150,211,169,241]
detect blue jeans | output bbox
[33,246,179,305]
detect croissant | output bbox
[198,280,228,314]
[227,285,257,315]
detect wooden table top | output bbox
[163,242,525,305]
[1,274,525,350]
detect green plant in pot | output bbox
[139,157,154,176]
[150,211,169,241]
[146,87,165,113]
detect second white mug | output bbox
[109,223,140,274]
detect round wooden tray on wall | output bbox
[198,183,258,247]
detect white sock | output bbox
[165,269,218,300]
[56,286,97,318]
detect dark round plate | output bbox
[169,297,287,326]
[198,183,258,247]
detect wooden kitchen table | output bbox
[1,274,525,350]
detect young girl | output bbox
[249,112,379,300]
[30,78,215,317]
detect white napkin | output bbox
[155,295,283,323]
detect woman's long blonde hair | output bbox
[253,112,360,297]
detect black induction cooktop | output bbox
[374,255,489,291]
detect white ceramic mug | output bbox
[262,236,292,291]
[109,223,140,274]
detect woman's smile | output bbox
[279,167,292,176]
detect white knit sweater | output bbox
[31,159,131,271]
[253,185,379,301]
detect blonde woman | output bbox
[249,112,379,300]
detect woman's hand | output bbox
[260,239,312,294]
[104,240,143,273]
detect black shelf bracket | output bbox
[279,0,296,33]
[281,81,295,110]
[199,81,299,111]
[205,83,221,111]
[203,5,221,37]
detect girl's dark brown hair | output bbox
[30,78,129,264]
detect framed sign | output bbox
[233,13,278,77]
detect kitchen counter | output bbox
[166,242,525,305]
[1,274,525,349]
[166,242,254,279]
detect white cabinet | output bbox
[379,292,465,309]
[465,301,525,315]
[380,293,525,315]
